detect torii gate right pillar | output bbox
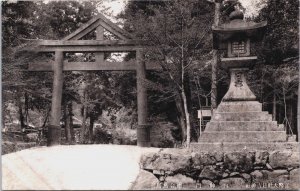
[136,49,150,147]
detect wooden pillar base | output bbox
[47,125,61,146]
[137,124,151,147]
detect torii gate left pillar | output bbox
[48,51,64,146]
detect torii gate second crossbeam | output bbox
[27,13,161,147]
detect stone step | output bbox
[199,131,286,142]
[213,112,272,121]
[190,142,300,152]
[217,101,262,112]
[205,121,282,131]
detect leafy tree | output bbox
[33,1,103,39]
[2,1,40,130]
[256,0,298,64]
[121,0,214,146]
[250,0,299,136]
[2,1,116,144]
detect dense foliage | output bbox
[252,0,299,135]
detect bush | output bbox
[24,132,39,142]
[2,132,25,142]
[150,119,178,148]
[93,127,113,144]
[2,141,16,155]
[113,127,137,145]
[93,126,137,145]
[2,141,36,155]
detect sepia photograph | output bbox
[1,0,300,190]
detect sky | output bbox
[239,0,267,17]
[102,0,128,17]
[7,0,266,17]
[103,0,266,18]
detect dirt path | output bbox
[2,144,160,190]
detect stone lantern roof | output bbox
[212,8,267,49]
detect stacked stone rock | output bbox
[133,149,300,190]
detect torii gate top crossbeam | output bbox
[27,12,147,53]
[28,39,149,52]
[27,13,160,71]
[63,14,132,41]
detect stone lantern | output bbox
[191,6,296,149]
[212,7,267,101]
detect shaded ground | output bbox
[2,144,160,190]
[2,132,39,155]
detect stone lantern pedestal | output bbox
[223,68,256,101]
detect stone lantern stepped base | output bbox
[199,131,287,142]
[213,111,272,121]
[194,99,298,149]
[197,100,288,143]
[190,142,300,152]
[206,121,281,131]
[217,101,262,112]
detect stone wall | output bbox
[131,149,300,190]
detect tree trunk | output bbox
[283,87,287,134]
[2,102,6,130]
[273,93,276,121]
[175,95,186,142]
[211,0,221,110]
[80,83,89,144]
[64,101,74,144]
[297,63,300,141]
[18,91,25,130]
[63,102,67,141]
[211,51,218,110]
[279,103,282,123]
[81,104,88,144]
[288,101,294,135]
[181,90,191,147]
[89,117,94,144]
[42,108,50,128]
[24,92,29,128]
[68,102,74,142]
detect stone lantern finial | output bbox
[229,7,244,20]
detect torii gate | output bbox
[28,14,160,147]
